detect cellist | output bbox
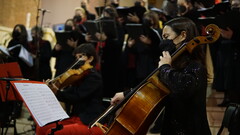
[36,43,105,135]
[111,17,211,135]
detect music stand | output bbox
[0,62,25,135]
[10,81,68,135]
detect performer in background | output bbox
[213,0,240,107]
[111,17,211,135]
[7,24,30,78]
[52,18,85,78]
[36,43,104,135]
[28,26,52,81]
[122,11,162,90]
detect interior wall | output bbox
[0,0,164,29]
[41,0,149,28]
[0,0,38,29]
[41,0,80,27]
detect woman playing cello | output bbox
[36,43,105,135]
[111,17,212,135]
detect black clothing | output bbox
[121,28,161,89]
[158,61,211,135]
[52,31,85,77]
[56,68,104,125]
[101,38,123,97]
[212,10,240,104]
[7,39,30,78]
[135,28,161,80]
[52,46,75,77]
[182,8,203,33]
[28,39,52,81]
[86,11,96,20]
[100,20,125,98]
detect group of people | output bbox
[211,0,240,108]
[4,0,240,135]
[7,24,52,81]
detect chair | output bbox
[217,103,240,135]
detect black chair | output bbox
[217,103,240,135]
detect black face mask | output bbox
[73,15,82,23]
[142,18,152,27]
[178,5,187,15]
[81,5,86,10]
[159,39,176,55]
[65,25,73,31]
[12,30,21,38]
[72,60,86,69]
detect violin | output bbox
[47,59,93,94]
[89,24,220,135]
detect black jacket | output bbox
[158,61,211,135]
[56,68,104,125]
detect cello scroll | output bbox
[186,24,220,53]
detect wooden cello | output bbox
[90,24,220,135]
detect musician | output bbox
[123,11,162,90]
[28,26,52,81]
[36,43,105,135]
[111,17,211,135]
[52,18,86,78]
[7,24,30,78]
[87,6,125,98]
[213,0,240,107]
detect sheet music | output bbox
[0,45,10,56]
[12,82,69,127]
[7,44,33,67]
[18,45,33,67]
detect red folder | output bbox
[0,62,23,101]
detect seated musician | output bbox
[111,17,211,135]
[36,43,105,135]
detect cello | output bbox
[90,24,220,135]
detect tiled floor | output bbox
[207,89,229,135]
[1,86,229,135]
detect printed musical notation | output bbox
[11,81,69,127]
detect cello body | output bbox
[106,72,170,135]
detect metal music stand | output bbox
[0,62,27,135]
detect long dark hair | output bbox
[12,24,28,44]
[164,17,206,68]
